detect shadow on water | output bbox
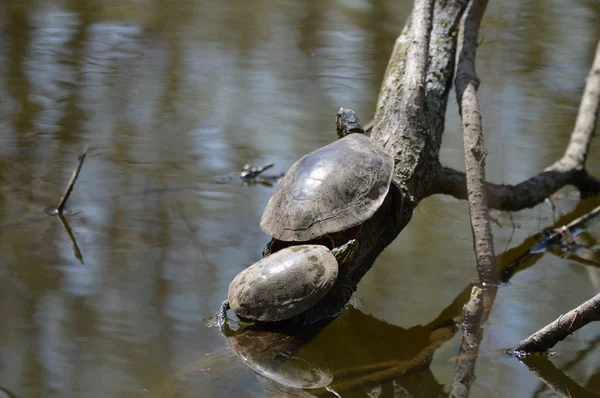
[164,307,455,398]
[161,199,600,397]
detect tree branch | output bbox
[454,0,498,286]
[508,293,600,355]
[371,0,436,204]
[431,41,600,209]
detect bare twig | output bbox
[508,293,600,355]
[56,145,89,214]
[432,40,600,208]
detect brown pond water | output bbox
[1,1,600,397]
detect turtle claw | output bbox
[206,300,255,336]
[204,300,231,334]
[216,300,231,331]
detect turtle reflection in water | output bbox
[215,241,358,328]
[161,327,335,397]
[215,162,284,187]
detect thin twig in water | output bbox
[504,212,517,253]
[531,204,600,253]
[56,145,88,214]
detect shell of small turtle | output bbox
[260,133,394,242]
[228,245,338,322]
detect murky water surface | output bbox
[1,1,600,397]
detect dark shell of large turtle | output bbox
[228,245,338,322]
[260,133,394,242]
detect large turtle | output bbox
[214,239,357,328]
[260,108,394,255]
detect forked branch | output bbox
[432,41,600,209]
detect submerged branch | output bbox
[500,200,600,281]
[531,203,600,253]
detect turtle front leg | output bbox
[262,238,275,257]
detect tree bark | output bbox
[454,0,498,286]
[372,0,467,207]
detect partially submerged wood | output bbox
[508,293,600,356]
[501,201,600,282]
[449,286,484,398]
[47,145,88,215]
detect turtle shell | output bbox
[228,245,338,322]
[260,134,394,241]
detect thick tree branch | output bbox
[431,41,600,209]
[298,0,470,328]
[508,293,600,355]
[372,0,435,204]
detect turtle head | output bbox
[336,108,365,138]
[330,239,359,266]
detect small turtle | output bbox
[240,162,275,178]
[260,108,394,255]
[215,162,284,186]
[214,239,358,328]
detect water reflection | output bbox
[0,0,600,397]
